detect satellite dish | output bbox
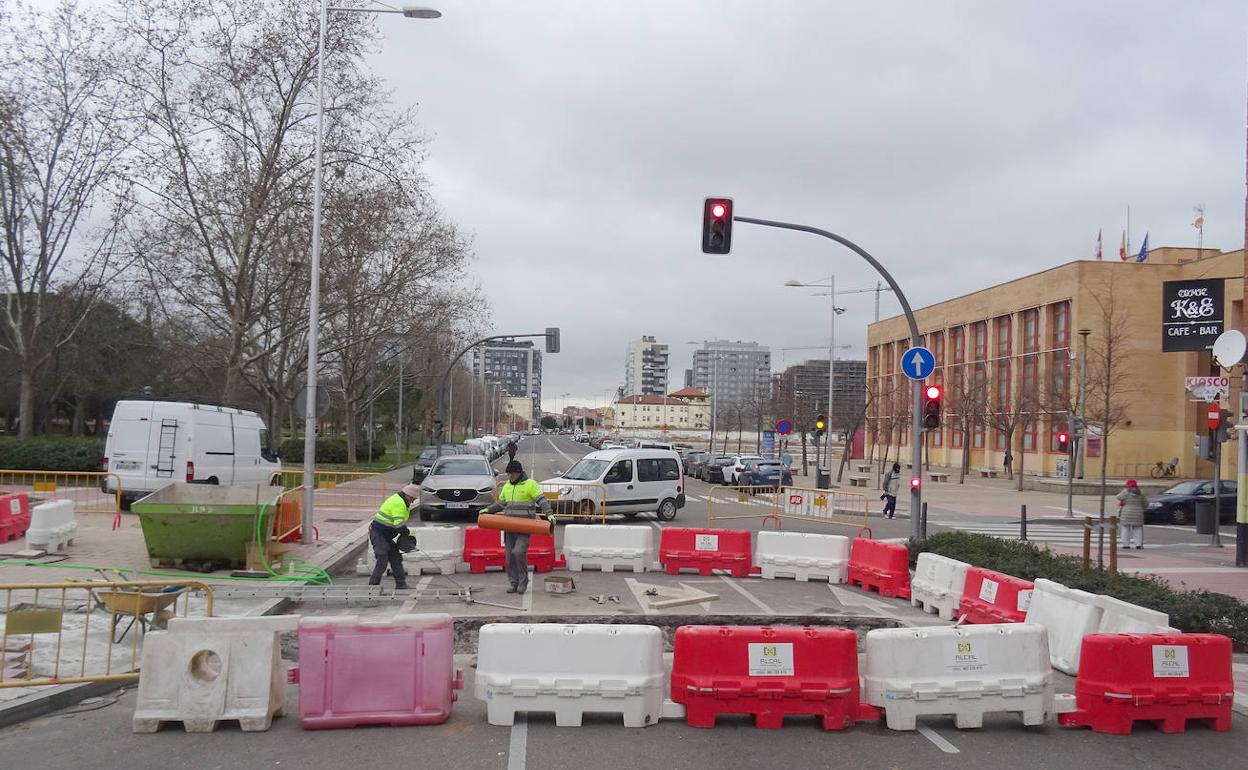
[1212,330,1246,369]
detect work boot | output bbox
[517,584,528,594]
[506,585,518,594]
[395,583,409,590]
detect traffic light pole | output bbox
[734,215,926,539]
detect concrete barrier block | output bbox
[562,525,654,573]
[754,531,850,583]
[1025,578,1102,675]
[910,552,970,620]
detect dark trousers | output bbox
[368,521,407,588]
[504,531,531,588]
[882,495,897,518]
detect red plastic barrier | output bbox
[659,528,753,578]
[671,625,879,730]
[0,492,31,543]
[1059,633,1233,735]
[846,538,910,599]
[958,567,1034,624]
[462,526,561,574]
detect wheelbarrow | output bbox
[92,584,187,643]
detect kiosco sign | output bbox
[1162,279,1224,352]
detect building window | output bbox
[1023,308,1039,353]
[996,358,1010,407]
[973,425,985,449]
[951,327,965,364]
[930,424,943,448]
[932,331,945,366]
[973,321,988,361]
[1022,420,1037,452]
[1051,300,1070,349]
[996,315,1011,358]
[1049,418,1067,452]
[952,428,964,449]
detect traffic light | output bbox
[545,327,560,354]
[922,384,942,430]
[1057,431,1070,453]
[702,198,733,254]
[1216,408,1233,443]
[814,414,826,437]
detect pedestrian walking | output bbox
[368,484,419,589]
[881,462,900,519]
[507,439,518,462]
[480,460,554,594]
[1116,479,1146,550]
[1003,450,1013,475]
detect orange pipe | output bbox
[477,513,553,536]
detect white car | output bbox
[543,448,685,520]
[724,455,764,486]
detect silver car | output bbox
[418,455,498,522]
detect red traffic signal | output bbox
[924,385,941,400]
[922,384,942,430]
[1057,431,1070,453]
[702,197,733,254]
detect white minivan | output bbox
[542,448,686,521]
[104,400,281,507]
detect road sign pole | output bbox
[734,215,926,539]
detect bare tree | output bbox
[0,1,132,437]
[1084,280,1134,522]
[985,360,1041,483]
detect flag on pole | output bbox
[1118,231,1127,260]
[1193,214,1205,230]
[1095,229,1102,260]
[1136,232,1150,263]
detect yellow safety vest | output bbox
[497,478,545,515]
[374,493,411,528]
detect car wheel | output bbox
[419,508,432,522]
[1170,506,1190,525]
[656,499,678,521]
[622,512,639,518]
[577,499,595,517]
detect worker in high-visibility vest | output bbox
[369,484,419,589]
[480,460,553,594]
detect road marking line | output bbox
[719,575,775,614]
[917,722,960,754]
[507,713,528,770]
[399,576,433,612]
[547,437,576,465]
[624,577,657,615]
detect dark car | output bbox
[689,453,716,481]
[738,459,793,491]
[412,444,467,484]
[1144,480,1237,525]
[703,456,735,485]
[684,451,709,475]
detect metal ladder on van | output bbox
[155,419,178,477]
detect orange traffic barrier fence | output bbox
[0,470,121,514]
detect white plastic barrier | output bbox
[403,525,464,575]
[910,552,970,620]
[1094,594,1174,634]
[753,531,849,583]
[475,623,664,727]
[863,624,1055,731]
[1024,578,1102,675]
[26,500,77,551]
[562,525,654,573]
[133,623,286,733]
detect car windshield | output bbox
[1163,481,1205,495]
[419,448,438,461]
[563,458,610,481]
[431,458,491,476]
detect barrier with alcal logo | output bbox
[706,485,869,532]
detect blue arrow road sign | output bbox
[902,346,936,380]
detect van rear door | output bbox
[106,401,155,494]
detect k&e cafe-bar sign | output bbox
[1162,279,1224,352]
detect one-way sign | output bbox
[901,346,936,381]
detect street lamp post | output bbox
[301,3,440,544]
[786,277,848,487]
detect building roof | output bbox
[668,387,709,398]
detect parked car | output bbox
[703,456,735,485]
[417,455,499,522]
[542,448,685,520]
[684,451,709,475]
[724,454,764,486]
[737,459,793,490]
[1144,480,1237,524]
[411,444,467,483]
[104,400,280,509]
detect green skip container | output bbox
[133,483,281,570]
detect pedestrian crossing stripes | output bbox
[932,521,1089,546]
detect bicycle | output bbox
[1149,457,1178,479]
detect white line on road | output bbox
[718,575,775,614]
[507,713,528,770]
[917,722,960,754]
[547,437,576,465]
[624,577,658,615]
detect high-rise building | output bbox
[691,340,771,409]
[472,339,542,424]
[780,359,867,430]
[623,336,669,396]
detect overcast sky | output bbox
[320,3,1247,409]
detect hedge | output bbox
[909,531,1248,651]
[0,437,106,471]
[278,437,386,464]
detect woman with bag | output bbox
[1116,479,1146,549]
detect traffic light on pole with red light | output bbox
[922,384,942,430]
[702,198,733,254]
[1057,431,1070,453]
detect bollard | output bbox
[1020,504,1028,541]
[1109,516,1118,577]
[1081,517,1092,571]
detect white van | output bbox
[542,448,685,521]
[104,400,281,507]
